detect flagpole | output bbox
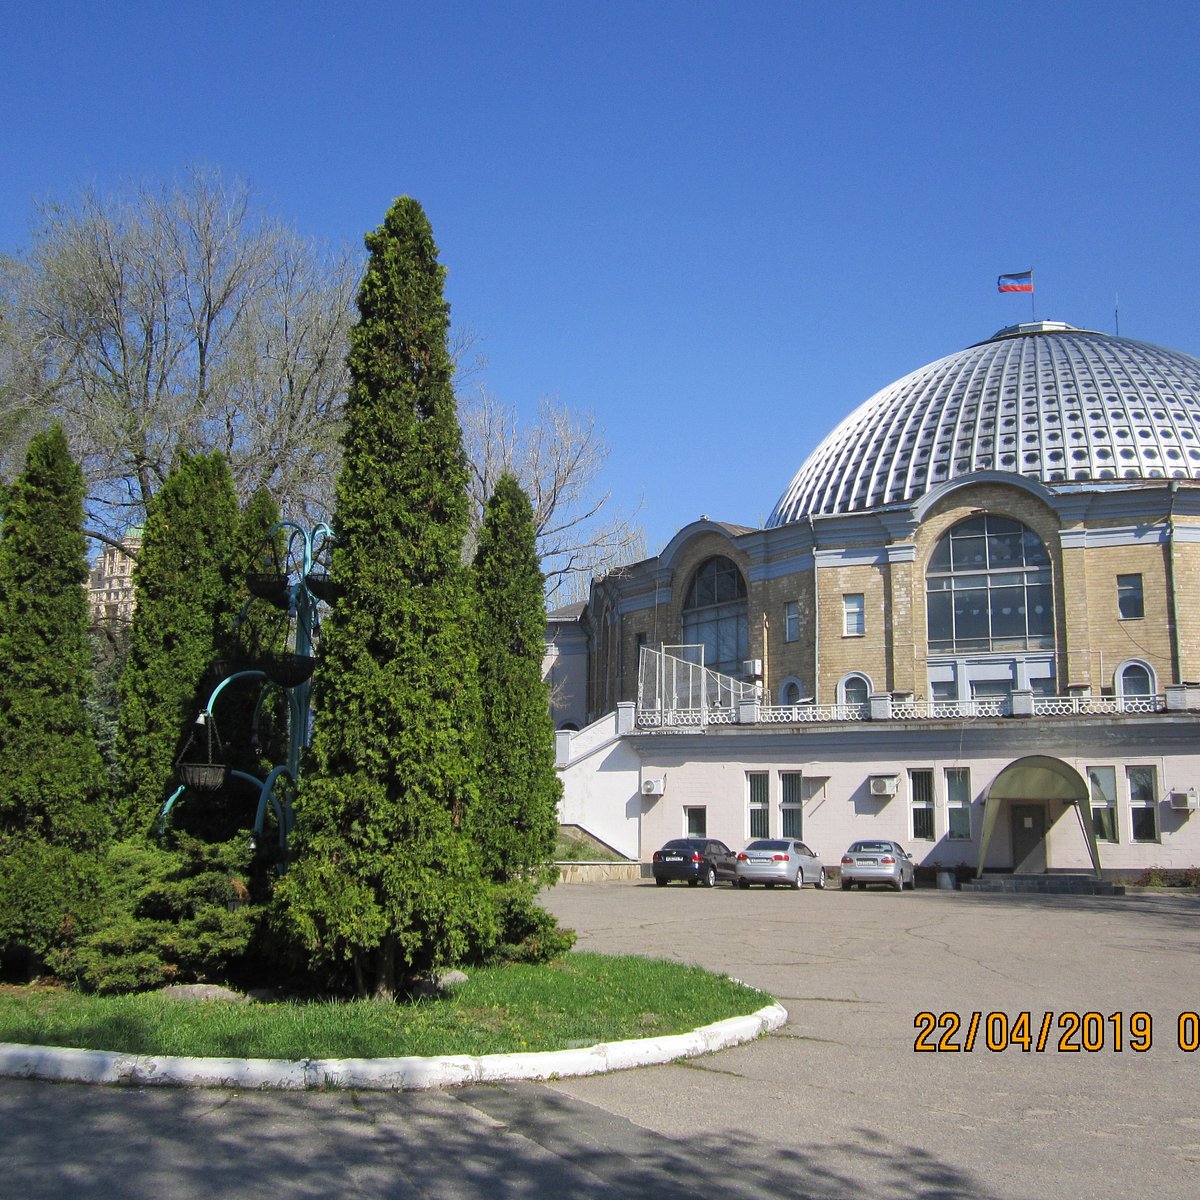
[1030,268,1036,321]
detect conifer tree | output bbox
[469,473,561,883]
[112,452,240,839]
[0,424,108,971]
[277,197,494,996]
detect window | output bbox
[1128,766,1158,843]
[780,772,802,838]
[1117,574,1144,620]
[748,772,769,839]
[784,600,800,643]
[685,807,707,838]
[681,556,748,677]
[840,674,870,706]
[843,593,865,637]
[780,679,803,706]
[1088,766,1118,842]
[911,769,934,840]
[926,515,1054,653]
[1117,661,1153,707]
[946,768,971,840]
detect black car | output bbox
[652,838,738,887]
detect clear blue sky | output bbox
[4,1,1199,555]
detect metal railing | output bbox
[1032,693,1164,716]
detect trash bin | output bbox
[936,869,957,890]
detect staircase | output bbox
[961,874,1125,896]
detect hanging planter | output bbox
[303,570,338,603]
[260,651,316,689]
[175,715,228,793]
[246,573,292,609]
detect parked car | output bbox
[839,840,916,890]
[652,838,738,887]
[735,839,826,889]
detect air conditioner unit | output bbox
[1169,789,1198,811]
[869,774,899,798]
[641,778,666,797]
[743,659,763,679]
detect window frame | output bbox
[945,767,972,840]
[843,593,866,638]
[1127,765,1159,843]
[910,768,935,840]
[747,771,769,839]
[780,771,803,839]
[1117,574,1144,620]
[784,600,800,643]
[1088,766,1118,843]
[684,806,708,838]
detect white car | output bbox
[736,839,826,889]
[840,840,916,891]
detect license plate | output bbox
[664,855,684,862]
[858,858,877,864]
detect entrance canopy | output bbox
[977,755,1102,879]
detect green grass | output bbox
[0,953,770,1060]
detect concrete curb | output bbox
[0,1001,787,1091]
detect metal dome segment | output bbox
[767,325,1200,524]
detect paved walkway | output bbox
[2,884,1198,1198]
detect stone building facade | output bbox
[550,322,1200,877]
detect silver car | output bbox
[736,839,826,889]
[839,840,916,891]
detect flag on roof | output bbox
[997,270,1033,293]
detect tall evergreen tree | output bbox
[0,424,108,971]
[112,452,240,839]
[277,197,494,996]
[469,473,561,883]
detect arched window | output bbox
[1116,661,1154,700]
[838,673,871,706]
[681,556,748,677]
[926,515,1054,653]
[779,677,806,706]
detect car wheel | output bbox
[737,879,751,889]
[790,870,802,890]
[655,877,668,887]
[816,867,826,890]
[893,876,904,891]
[702,866,716,888]
[841,877,852,891]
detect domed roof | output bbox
[767,322,1200,524]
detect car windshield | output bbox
[746,840,790,852]
[850,842,892,853]
[662,839,702,850]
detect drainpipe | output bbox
[1166,480,1182,684]
[809,514,820,704]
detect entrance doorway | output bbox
[1010,803,1047,873]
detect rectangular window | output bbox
[843,593,865,637]
[946,767,971,840]
[1088,766,1118,842]
[910,769,934,840]
[784,600,800,643]
[685,806,707,838]
[748,772,769,839]
[1117,574,1144,620]
[780,771,802,838]
[1128,765,1159,843]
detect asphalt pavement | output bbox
[2,882,1198,1199]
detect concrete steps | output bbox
[960,873,1125,896]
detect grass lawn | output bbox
[0,952,771,1060]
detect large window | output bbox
[946,768,971,840]
[1117,574,1144,620]
[926,515,1054,653]
[784,600,800,642]
[780,772,802,838]
[843,593,865,637]
[685,807,707,838]
[911,769,934,840]
[681,556,748,677]
[1088,766,1118,842]
[1128,766,1158,843]
[748,772,769,839]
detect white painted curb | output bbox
[0,1001,786,1091]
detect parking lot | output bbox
[2,882,1198,1199]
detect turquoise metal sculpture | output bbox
[158,521,334,868]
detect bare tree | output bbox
[0,168,356,537]
[459,386,644,598]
